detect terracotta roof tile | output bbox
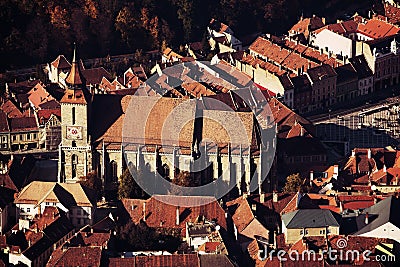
[385,3,400,25]
[51,247,102,267]
[123,195,227,235]
[209,18,230,34]
[1,100,23,118]
[358,17,400,39]
[51,55,71,69]
[289,16,325,35]
[82,67,112,85]
[9,117,37,131]
[28,82,55,109]
[60,88,91,104]
[109,254,200,267]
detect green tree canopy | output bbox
[283,173,303,193]
[118,167,149,199]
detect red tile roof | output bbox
[109,254,200,267]
[209,18,230,34]
[9,117,37,131]
[51,247,102,267]
[51,55,71,69]
[1,100,23,118]
[65,50,85,86]
[60,88,91,104]
[82,67,112,85]
[289,16,325,36]
[385,3,400,25]
[28,82,55,109]
[37,109,61,124]
[123,195,227,235]
[250,37,291,64]
[358,17,400,39]
[0,173,17,191]
[239,53,286,76]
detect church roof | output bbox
[65,46,85,86]
[61,45,91,105]
[60,88,90,105]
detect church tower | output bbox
[58,45,93,183]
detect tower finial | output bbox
[72,42,77,63]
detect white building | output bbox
[208,19,242,52]
[355,195,400,243]
[311,29,354,60]
[14,181,97,228]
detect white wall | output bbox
[9,253,32,267]
[358,222,400,243]
[313,29,353,59]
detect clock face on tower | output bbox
[66,126,82,140]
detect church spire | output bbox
[65,43,85,86]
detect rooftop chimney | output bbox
[365,212,369,225]
[333,165,339,179]
[260,193,265,203]
[251,204,257,212]
[367,149,372,159]
[383,165,387,172]
[310,171,314,186]
[351,149,356,157]
[176,206,180,226]
[273,191,278,203]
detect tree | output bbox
[79,171,103,199]
[115,6,137,47]
[172,171,197,187]
[283,173,303,193]
[118,167,148,199]
[117,221,158,250]
[172,0,193,41]
[169,171,198,195]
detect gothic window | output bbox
[72,154,78,178]
[111,161,118,180]
[72,107,76,125]
[163,163,170,179]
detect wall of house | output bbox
[9,253,32,267]
[235,60,285,96]
[10,131,39,151]
[376,185,400,193]
[16,204,37,220]
[313,29,353,59]
[0,133,10,151]
[285,226,339,244]
[310,76,337,109]
[336,79,358,102]
[284,88,294,109]
[359,76,374,95]
[68,206,93,227]
[358,222,400,243]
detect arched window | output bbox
[72,107,76,125]
[72,141,76,147]
[163,163,170,179]
[72,154,78,178]
[111,161,118,180]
